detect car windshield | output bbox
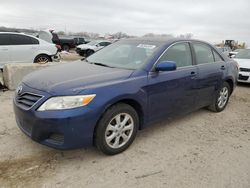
[217,48,223,53]
[235,49,250,59]
[86,40,161,70]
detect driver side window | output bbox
[159,43,193,68]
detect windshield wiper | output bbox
[90,62,114,68]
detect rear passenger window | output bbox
[30,37,39,45]
[159,43,192,68]
[193,43,214,64]
[213,50,223,62]
[10,34,39,45]
[0,34,11,45]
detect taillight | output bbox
[55,44,61,50]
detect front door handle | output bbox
[221,65,226,70]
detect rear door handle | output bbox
[221,65,226,70]
[190,71,197,79]
[1,48,8,51]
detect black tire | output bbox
[34,54,51,64]
[79,51,85,57]
[86,50,94,57]
[62,44,70,51]
[208,82,231,112]
[94,103,139,155]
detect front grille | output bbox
[238,74,249,81]
[239,67,250,72]
[16,93,43,110]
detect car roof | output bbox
[0,31,47,43]
[122,37,211,46]
[0,32,37,38]
[0,32,27,35]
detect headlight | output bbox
[37,94,96,111]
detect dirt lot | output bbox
[0,84,250,188]
[60,50,82,62]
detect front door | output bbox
[147,42,198,122]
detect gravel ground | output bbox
[0,84,250,188]
[60,50,82,62]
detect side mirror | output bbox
[155,61,177,72]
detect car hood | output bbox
[234,58,250,69]
[77,44,95,50]
[22,61,134,95]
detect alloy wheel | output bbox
[36,56,49,64]
[217,87,229,109]
[105,113,134,149]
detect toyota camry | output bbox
[13,38,238,155]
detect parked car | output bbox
[76,40,111,57]
[0,32,58,68]
[51,32,75,51]
[216,46,232,57]
[13,38,238,155]
[229,49,241,58]
[233,49,250,83]
[73,37,88,46]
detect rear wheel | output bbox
[95,103,139,155]
[208,82,231,112]
[62,44,70,51]
[34,54,51,64]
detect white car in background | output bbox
[229,49,241,58]
[234,49,250,83]
[76,40,111,57]
[216,46,232,57]
[0,32,58,68]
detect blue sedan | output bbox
[13,38,238,155]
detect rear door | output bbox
[9,34,39,63]
[147,42,199,122]
[0,34,11,67]
[191,42,226,108]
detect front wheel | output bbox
[94,103,139,155]
[208,82,231,112]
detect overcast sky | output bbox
[0,0,249,45]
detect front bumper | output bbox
[13,84,101,150]
[238,71,250,83]
[76,48,87,57]
[51,52,61,62]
